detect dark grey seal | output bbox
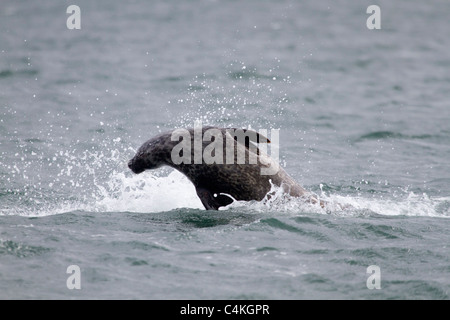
[128,126,322,210]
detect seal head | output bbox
[128,133,171,173]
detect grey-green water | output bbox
[1,0,449,299]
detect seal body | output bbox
[128,127,316,210]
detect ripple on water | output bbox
[0,239,51,258]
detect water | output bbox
[1,0,449,299]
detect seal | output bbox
[128,126,322,210]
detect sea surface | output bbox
[1,0,449,299]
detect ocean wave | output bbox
[355,131,441,142]
[0,239,51,258]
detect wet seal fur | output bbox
[128,126,322,210]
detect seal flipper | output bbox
[195,187,234,210]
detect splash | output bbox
[223,182,328,214]
[167,61,290,130]
[2,160,449,218]
[222,183,450,218]
[94,169,203,213]
[0,132,206,216]
[327,192,450,218]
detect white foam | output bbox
[325,192,450,218]
[222,184,450,218]
[0,169,204,217]
[94,169,204,213]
